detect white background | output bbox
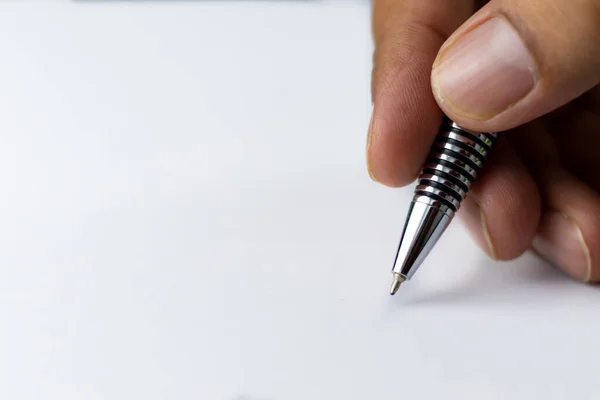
[0,2,599,399]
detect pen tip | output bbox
[389,273,405,295]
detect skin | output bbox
[367,0,600,282]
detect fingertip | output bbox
[460,139,541,260]
[368,1,472,187]
[366,100,439,187]
[532,211,594,282]
[430,1,600,134]
[532,167,600,283]
[459,197,498,259]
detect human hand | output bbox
[367,0,600,282]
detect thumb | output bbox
[431,0,600,132]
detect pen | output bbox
[389,117,498,294]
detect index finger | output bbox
[367,0,473,186]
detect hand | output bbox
[366,0,600,282]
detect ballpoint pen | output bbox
[389,116,498,294]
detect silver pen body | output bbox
[390,118,498,293]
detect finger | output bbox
[503,121,600,282]
[430,0,600,132]
[531,167,600,283]
[459,138,541,260]
[367,0,473,186]
[551,109,600,192]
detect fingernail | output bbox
[432,17,536,120]
[366,112,377,182]
[460,199,497,259]
[532,212,592,282]
[479,209,498,260]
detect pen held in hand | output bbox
[389,117,498,294]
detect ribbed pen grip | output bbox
[414,118,498,215]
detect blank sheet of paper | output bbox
[0,2,598,399]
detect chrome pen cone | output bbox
[388,117,497,292]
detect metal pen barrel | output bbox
[417,117,498,215]
[389,118,498,294]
